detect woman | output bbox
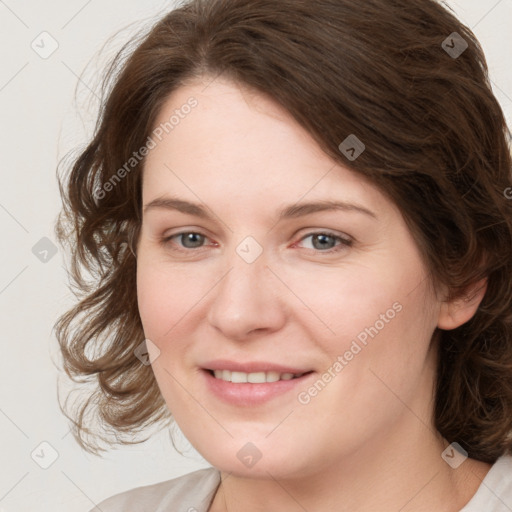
[55,0,512,510]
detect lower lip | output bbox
[202,369,315,406]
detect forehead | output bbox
[141,77,389,218]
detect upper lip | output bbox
[202,359,312,374]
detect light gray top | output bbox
[90,455,512,511]
[89,467,221,512]
[461,455,512,512]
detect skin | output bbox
[136,75,491,512]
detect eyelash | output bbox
[161,231,353,254]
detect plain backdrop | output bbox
[0,1,511,511]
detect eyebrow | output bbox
[143,197,377,221]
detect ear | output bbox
[437,278,487,330]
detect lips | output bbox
[200,359,315,406]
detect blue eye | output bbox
[297,232,352,252]
[164,232,209,249]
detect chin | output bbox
[196,438,313,480]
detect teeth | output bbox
[231,371,247,383]
[212,370,304,383]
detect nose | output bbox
[206,253,287,341]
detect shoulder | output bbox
[89,467,221,512]
[461,455,512,511]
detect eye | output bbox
[296,231,353,253]
[163,232,212,250]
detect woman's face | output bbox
[136,76,444,479]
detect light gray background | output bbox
[0,1,511,511]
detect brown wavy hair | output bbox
[55,0,512,462]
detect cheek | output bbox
[287,255,436,379]
[136,264,171,340]
[282,260,405,341]
[136,253,210,341]
[136,259,196,407]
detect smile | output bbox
[202,368,315,406]
[210,369,307,383]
